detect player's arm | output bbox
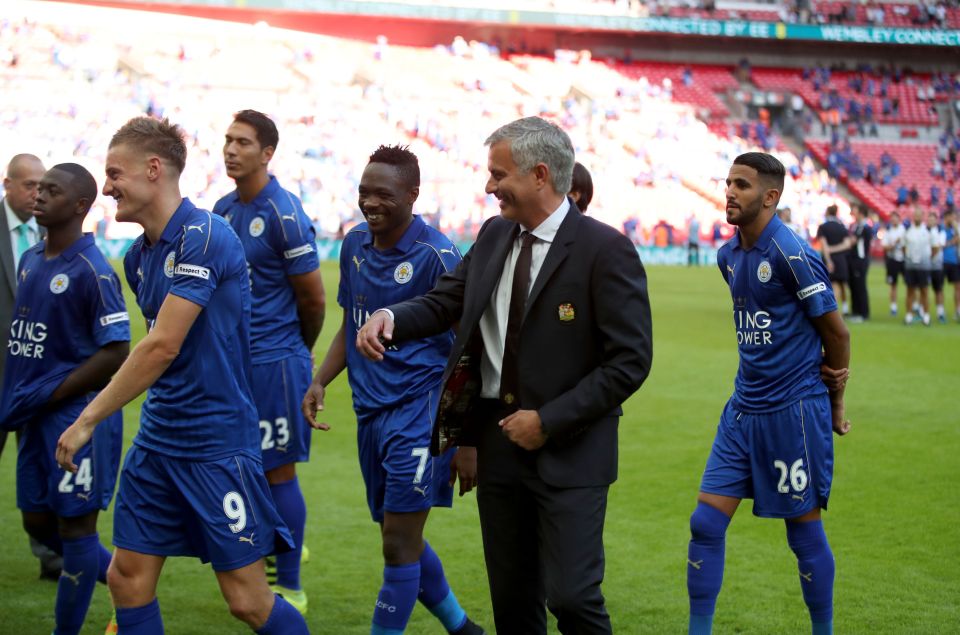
[49,340,130,404]
[811,310,851,436]
[56,294,203,471]
[301,309,347,431]
[289,268,325,350]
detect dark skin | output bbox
[222,121,326,484]
[22,169,129,544]
[700,163,851,523]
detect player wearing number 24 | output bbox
[55,117,308,634]
[686,153,851,635]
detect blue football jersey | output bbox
[123,199,260,459]
[944,225,958,266]
[718,215,837,412]
[0,234,130,430]
[213,176,320,362]
[338,215,460,414]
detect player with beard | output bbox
[687,152,851,635]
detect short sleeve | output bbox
[337,236,352,309]
[716,246,729,284]
[169,212,223,308]
[273,193,320,277]
[122,241,141,297]
[774,233,837,318]
[87,262,130,347]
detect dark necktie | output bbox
[500,230,536,406]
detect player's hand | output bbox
[301,381,331,431]
[499,409,547,450]
[449,446,477,496]
[820,364,849,391]
[825,258,835,273]
[830,399,851,436]
[356,310,394,361]
[55,416,96,473]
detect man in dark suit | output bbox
[358,117,653,634]
[0,153,62,580]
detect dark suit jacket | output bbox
[389,204,652,488]
[0,198,17,383]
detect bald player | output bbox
[0,163,130,635]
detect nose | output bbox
[484,178,496,195]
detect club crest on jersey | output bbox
[394,262,413,284]
[163,251,176,278]
[757,260,772,283]
[249,217,265,237]
[558,303,575,321]
[49,274,69,294]
[19,268,29,283]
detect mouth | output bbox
[726,203,740,212]
[225,161,239,171]
[364,212,384,224]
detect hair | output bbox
[50,163,97,211]
[570,162,593,213]
[825,204,839,217]
[109,117,187,173]
[732,152,785,194]
[485,117,575,194]
[233,109,279,151]
[368,144,420,189]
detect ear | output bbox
[2,177,10,190]
[763,187,782,210]
[146,156,163,182]
[74,197,90,217]
[533,163,550,189]
[261,145,275,165]
[407,186,420,205]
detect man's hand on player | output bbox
[56,415,97,473]
[449,446,477,496]
[820,364,849,391]
[499,409,547,450]
[356,310,394,361]
[301,382,331,431]
[830,399,851,436]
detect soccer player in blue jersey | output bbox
[686,152,851,635]
[0,163,129,635]
[302,145,484,635]
[214,110,325,613]
[55,117,308,635]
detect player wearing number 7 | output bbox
[302,145,484,635]
[0,163,130,635]
[56,117,308,634]
[687,153,851,635]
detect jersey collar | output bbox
[730,214,782,252]
[363,214,425,254]
[157,198,196,246]
[249,175,280,206]
[58,233,96,261]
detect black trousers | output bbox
[474,406,612,635]
[850,258,870,319]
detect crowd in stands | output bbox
[1,2,859,248]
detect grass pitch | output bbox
[0,261,957,634]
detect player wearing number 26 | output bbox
[687,153,851,635]
[55,117,308,634]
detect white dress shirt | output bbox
[5,198,40,272]
[479,197,570,398]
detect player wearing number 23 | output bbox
[686,153,852,635]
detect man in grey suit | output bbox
[0,153,62,579]
[358,117,653,634]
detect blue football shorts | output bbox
[251,355,313,472]
[112,444,294,571]
[356,389,455,523]
[17,398,121,518]
[700,394,834,519]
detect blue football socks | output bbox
[269,477,307,590]
[786,519,835,634]
[418,541,468,632]
[256,594,309,634]
[371,562,420,635]
[115,598,164,635]
[54,534,100,635]
[687,502,732,635]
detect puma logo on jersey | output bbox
[20,268,29,282]
[439,248,456,256]
[792,493,805,501]
[788,250,804,262]
[413,486,427,497]
[275,444,288,453]
[281,213,297,223]
[799,571,813,582]
[688,559,703,570]
[238,533,255,546]
[98,274,114,282]
[353,256,365,272]
[186,224,204,234]
[61,570,83,586]
[726,264,735,277]
[76,492,92,501]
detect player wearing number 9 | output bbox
[686,153,852,635]
[0,163,130,635]
[55,118,309,634]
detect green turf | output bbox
[0,261,957,634]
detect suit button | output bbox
[503,393,515,405]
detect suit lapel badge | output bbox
[558,303,575,322]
